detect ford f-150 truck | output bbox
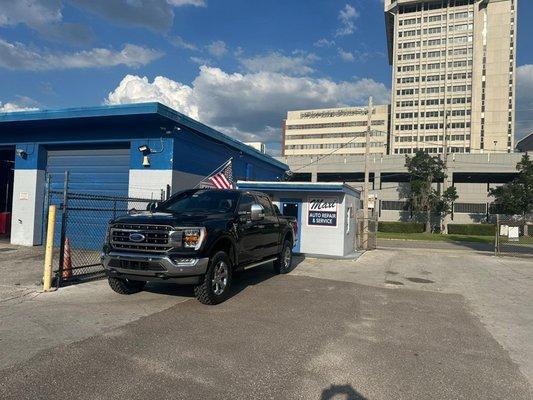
[101,189,296,305]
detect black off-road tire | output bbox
[273,239,293,274]
[108,277,146,295]
[194,251,233,305]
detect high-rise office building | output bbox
[385,0,517,154]
[282,105,390,157]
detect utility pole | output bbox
[362,96,373,250]
[441,110,450,234]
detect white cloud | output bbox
[336,4,359,37]
[169,35,197,50]
[0,39,163,70]
[338,49,355,62]
[314,38,335,48]
[0,102,38,113]
[206,40,228,57]
[0,0,93,44]
[239,52,319,75]
[167,0,206,6]
[105,66,390,146]
[516,65,533,140]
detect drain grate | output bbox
[0,248,17,252]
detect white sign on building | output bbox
[308,197,338,227]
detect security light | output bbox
[15,148,27,159]
[138,145,150,154]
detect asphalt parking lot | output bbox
[0,241,531,399]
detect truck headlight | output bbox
[170,227,206,250]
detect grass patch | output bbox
[377,231,495,244]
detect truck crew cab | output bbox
[101,189,296,305]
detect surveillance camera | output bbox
[138,145,150,154]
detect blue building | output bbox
[0,102,288,246]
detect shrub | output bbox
[447,224,496,236]
[378,221,425,233]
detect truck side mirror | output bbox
[250,204,264,221]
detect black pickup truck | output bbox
[101,189,296,305]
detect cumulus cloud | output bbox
[206,40,228,57]
[239,52,319,75]
[0,39,163,70]
[516,65,533,140]
[0,101,38,113]
[336,4,358,37]
[0,0,93,44]
[105,66,390,146]
[0,0,207,36]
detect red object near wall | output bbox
[0,213,11,235]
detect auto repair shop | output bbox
[0,102,288,246]
[237,181,361,258]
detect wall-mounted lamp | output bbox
[15,148,28,159]
[138,145,151,168]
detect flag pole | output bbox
[193,157,233,188]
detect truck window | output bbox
[238,194,255,213]
[257,196,274,217]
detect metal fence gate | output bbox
[356,210,378,251]
[494,215,533,258]
[45,174,162,287]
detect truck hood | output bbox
[111,211,232,227]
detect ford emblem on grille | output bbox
[129,233,146,243]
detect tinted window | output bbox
[156,190,239,214]
[238,194,255,213]
[257,196,274,217]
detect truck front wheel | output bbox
[194,251,232,305]
[108,277,146,295]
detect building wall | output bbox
[283,105,390,157]
[268,191,356,257]
[385,0,516,155]
[283,152,524,224]
[1,106,287,246]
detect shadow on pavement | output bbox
[144,257,306,300]
[321,384,367,400]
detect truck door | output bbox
[256,195,281,258]
[236,194,263,264]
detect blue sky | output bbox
[0,0,532,153]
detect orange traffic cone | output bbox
[62,238,73,280]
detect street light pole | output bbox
[362,96,373,250]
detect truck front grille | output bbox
[110,224,173,253]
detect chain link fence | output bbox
[44,175,159,287]
[495,215,533,258]
[356,211,378,251]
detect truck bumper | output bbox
[101,251,209,284]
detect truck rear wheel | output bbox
[108,277,146,295]
[273,239,293,274]
[194,251,232,305]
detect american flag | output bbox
[199,159,235,189]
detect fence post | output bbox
[43,205,57,292]
[56,171,69,289]
[494,214,499,256]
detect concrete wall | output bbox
[282,152,526,224]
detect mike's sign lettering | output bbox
[308,197,338,227]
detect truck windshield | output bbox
[156,190,239,214]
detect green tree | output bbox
[405,150,458,233]
[489,154,533,215]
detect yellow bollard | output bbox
[43,205,57,292]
